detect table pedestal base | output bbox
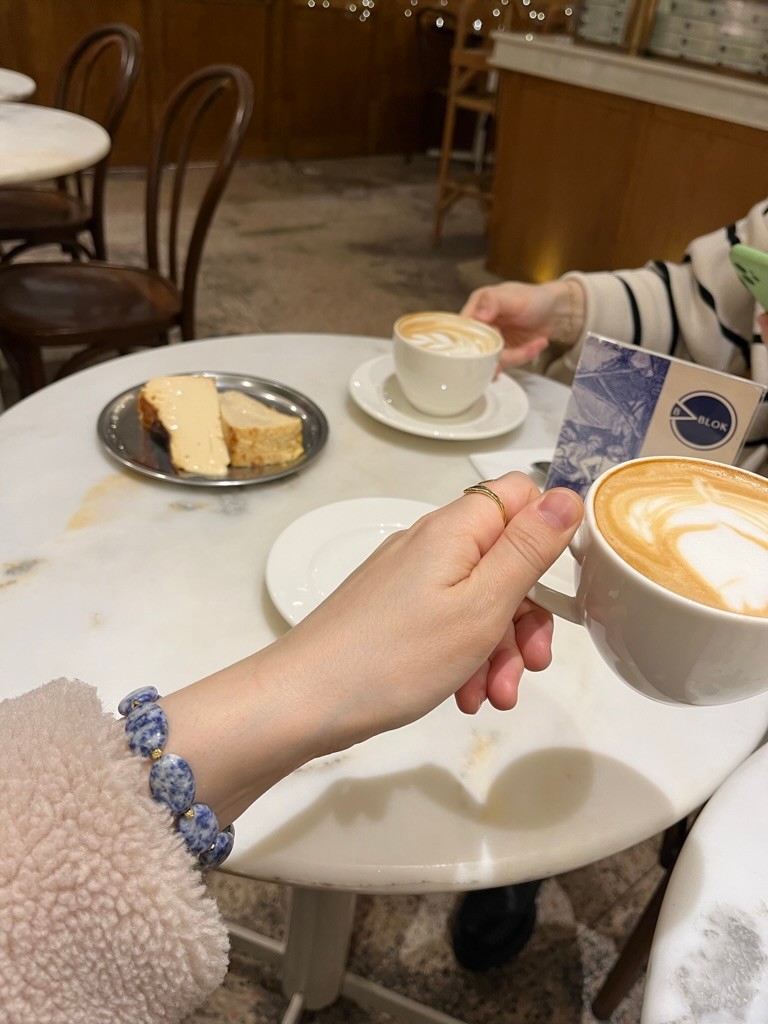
[227,886,470,1024]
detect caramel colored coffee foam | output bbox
[594,459,768,617]
[396,312,502,356]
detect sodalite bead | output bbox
[124,701,168,759]
[117,686,238,867]
[178,803,219,854]
[199,825,235,869]
[118,686,159,717]
[149,753,196,814]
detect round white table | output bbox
[0,69,35,103]
[0,102,110,185]
[1,333,766,1023]
[642,740,768,1023]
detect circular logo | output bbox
[669,391,737,450]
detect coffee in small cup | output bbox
[530,455,768,706]
[393,312,503,417]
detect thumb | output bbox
[473,487,583,613]
[462,289,498,323]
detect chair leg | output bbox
[433,74,461,246]
[591,875,669,1020]
[590,817,691,1020]
[91,217,107,261]
[0,341,47,398]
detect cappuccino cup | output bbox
[393,312,503,416]
[530,456,768,706]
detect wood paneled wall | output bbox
[487,70,768,279]
[0,0,428,165]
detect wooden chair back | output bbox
[145,65,254,339]
[54,24,142,237]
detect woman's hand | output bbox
[163,473,583,827]
[461,280,585,367]
[273,472,583,756]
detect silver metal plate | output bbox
[96,371,329,487]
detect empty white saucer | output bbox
[266,497,438,625]
[348,355,529,441]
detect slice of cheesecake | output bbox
[219,390,304,467]
[138,375,230,477]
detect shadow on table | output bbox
[247,747,675,880]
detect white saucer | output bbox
[348,355,529,441]
[266,497,438,625]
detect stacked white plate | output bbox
[651,0,768,74]
[576,0,630,45]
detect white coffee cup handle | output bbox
[527,528,587,625]
[528,581,581,625]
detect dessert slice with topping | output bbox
[138,375,230,477]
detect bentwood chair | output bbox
[0,65,254,398]
[0,24,142,263]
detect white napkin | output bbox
[469,446,553,484]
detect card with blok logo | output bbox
[545,333,766,497]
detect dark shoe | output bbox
[451,880,542,971]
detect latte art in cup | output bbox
[594,459,768,617]
[396,312,502,357]
[392,311,502,416]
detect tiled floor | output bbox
[6,155,665,1021]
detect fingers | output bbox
[461,287,498,322]
[758,311,768,343]
[454,664,489,714]
[455,600,553,715]
[472,485,584,618]
[498,335,550,367]
[458,471,542,559]
[510,599,555,673]
[484,602,554,708]
[452,474,574,718]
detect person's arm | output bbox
[0,677,231,1023]
[567,199,768,374]
[0,474,583,1022]
[462,199,768,381]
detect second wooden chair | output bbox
[0,64,254,398]
[0,23,142,264]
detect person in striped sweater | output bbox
[463,198,768,475]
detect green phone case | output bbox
[729,243,768,310]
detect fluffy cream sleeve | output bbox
[0,678,230,1023]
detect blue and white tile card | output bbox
[546,334,766,497]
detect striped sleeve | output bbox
[561,197,768,378]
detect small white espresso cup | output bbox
[393,311,503,417]
[530,455,768,706]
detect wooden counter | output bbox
[0,0,428,166]
[486,34,768,281]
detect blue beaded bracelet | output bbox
[118,686,234,869]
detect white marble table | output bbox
[643,741,768,1024]
[0,69,36,103]
[0,102,110,185]
[1,333,767,1022]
